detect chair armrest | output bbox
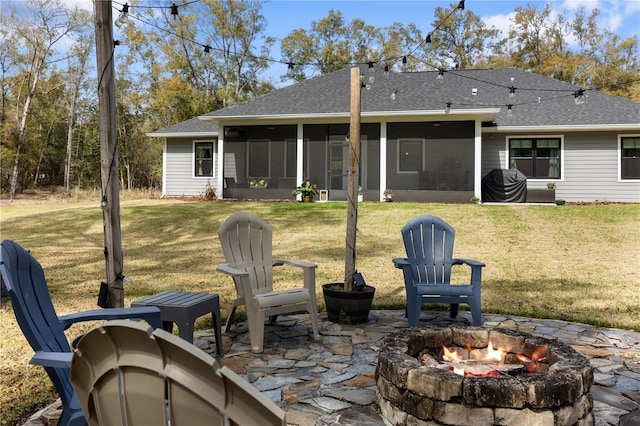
[392,258,410,269]
[273,258,317,269]
[452,258,484,288]
[273,258,317,293]
[30,351,73,369]
[58,307,163,331]
[216,263,249,278]
[452,258,485,268]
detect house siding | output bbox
[480,131,640,202]
[560,132,638,202]
[164,137,218,197]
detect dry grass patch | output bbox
[1,197,639,424]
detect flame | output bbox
[442,344,463,362]
[453,366,466,376]
[485,341,505,362]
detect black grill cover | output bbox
[481,169,527,202]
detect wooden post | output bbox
[94,0,124,308]
[344,67,361,291]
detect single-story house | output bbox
[148,66,640,203]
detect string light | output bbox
[108,0,631,111]
[445,102,451,114]
[391,89,398,101]
[114,3,129,28]
[170,3,179,19]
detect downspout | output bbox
[474,119,482,201]
[217,129,225,200]
[379,121,387,201]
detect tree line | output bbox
[1,0,638,199]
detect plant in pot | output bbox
[322,67,375,325]
[383,189,393,202]
[292,180,318,202]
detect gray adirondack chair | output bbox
[0,240,162,426]
[393,215,485,327]
[71,320,285,426]
[217,212,320,353]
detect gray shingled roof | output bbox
[200,67,639,128]
[147,117,218,137]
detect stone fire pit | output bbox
[375,326,594,426]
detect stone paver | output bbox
[24,310,640,426]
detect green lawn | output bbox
[1,196,639,423]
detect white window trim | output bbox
[505,135,564,182]
[193,140,216,179]
[618,134,640,182]
[397,138,425,174]
[284,139,298,178]
[247,139,271,179]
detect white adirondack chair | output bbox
[216,212,320,353]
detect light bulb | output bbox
[113,37,128,47]
[384,64,389,79]
[506,104,513,117]
[391,89,397,101]
[574,89,585,105]
[115,3,129,28]
[286,62,295,78]
[437,69,445,83]
[509,86,516,101]
[368,62,375,84]
[401,56,407,71]
[445,102,451,114]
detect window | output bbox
[194,141,214,177]
[247,139,270,178]
[398,139,423,172]
[621,136,640,180]
[509,138,561,179]
[285,140,296,177]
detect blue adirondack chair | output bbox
[0,240,162,426]
[393,215,485,327]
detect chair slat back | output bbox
[400,215,455,284]
[0,240,77,415]
[71,321,285,426]
[218,212,274,295]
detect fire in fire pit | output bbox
[431,338,548,378]
[376,326,594,425]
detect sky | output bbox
[258,0,639,42]
[256,0,640,79]
[54,0,640,82]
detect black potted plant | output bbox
[322,67,375,324]
[292,180,319,202]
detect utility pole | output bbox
[94,0,124,308]
[344,67,361,291]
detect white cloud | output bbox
[482,12,516,38]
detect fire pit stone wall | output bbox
[375,326,594,426]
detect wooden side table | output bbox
[132,290,223,356]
